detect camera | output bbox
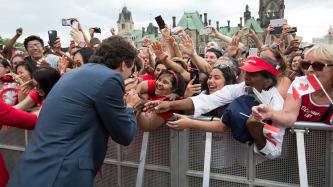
[199,27,212,35]
[270,19,287,35]
[62,18,74,26]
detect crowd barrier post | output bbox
[135,132,149,187]
[292,128,309,187]
[202,132,212,187]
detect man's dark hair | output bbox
[23,35,44,50]
[258,57,279,90]
[206,47,223,59]
[90,36,138,69]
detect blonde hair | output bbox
[304,44,333,64]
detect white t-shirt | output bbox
[190,82,285,159]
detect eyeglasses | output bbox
[27,43,43,49]
[300,60,333,71]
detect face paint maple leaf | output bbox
[298,83,309,91]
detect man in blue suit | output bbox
[8,36,141,187]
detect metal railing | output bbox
[1,119,333,187]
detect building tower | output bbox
[117,6,134,38]
[259,0,285,28]
[244,4,251,22]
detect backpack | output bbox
[222,94,259,144]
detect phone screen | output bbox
[155,15,166,30]
[190,69,200,84]
[48,30,57,47]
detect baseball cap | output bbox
[239,56,280,77]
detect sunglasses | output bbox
[300,60,333,71]
[213,63,230,70]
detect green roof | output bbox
[218,18,264,37]
[219,26,241,37]
[132,30,161,42]
[177,12,204,31]
[244,18,264,33]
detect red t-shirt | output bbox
[147,80,178,122]
[297,94,333,125]
[140,74,154,81]
[28,89,44,107]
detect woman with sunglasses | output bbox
[252,44,333,125]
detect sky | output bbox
[0,0,332,46]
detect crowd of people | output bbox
[0,17,333,186]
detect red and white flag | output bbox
[288,75,321,100]
[263,124,280,145]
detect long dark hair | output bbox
[33,67,60,99]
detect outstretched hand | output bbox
[179,33,195,56]
[144,100,171,113]
[251,104,273,121]
[166,113,191,131]
[150,42,168,61]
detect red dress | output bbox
[0,100,37,187]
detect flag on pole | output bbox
[263,124,280,145]
[288,75,321,100]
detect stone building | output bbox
[116,0,286,52]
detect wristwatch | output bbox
[78,41,86,48]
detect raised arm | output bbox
[151,42,190,81]
[2,28,23,59]
[209,27,244,49]
[179,33,212,74]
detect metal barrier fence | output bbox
[1,120,333,187]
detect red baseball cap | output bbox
[239,56,280,77]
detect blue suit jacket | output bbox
[8,63,137,187]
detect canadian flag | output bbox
[288,75,321,100]
[263,124,280,145]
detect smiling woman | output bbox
[252,44,333,126]
[136,70,185,131]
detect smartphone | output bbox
[199,27,212,35]
[190,68,200,84]
[155,15,166,30]
[270,19,287,35]
[249,48,258,57]
[48,30,57,47]
[92,27,101,33]
[62,18,73,26]
[168,115,179,122]
[288,27,297,34]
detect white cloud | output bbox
[0,0,332,46]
